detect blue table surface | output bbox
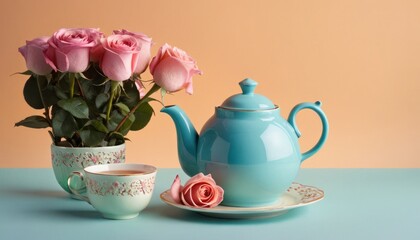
[0,168,419,240]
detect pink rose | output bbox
[100,34,141,81]
[47,28,103,73]
[18,37,53,75]
[150,44,202,94]
[113,29,152,74]
[170,173,224,208]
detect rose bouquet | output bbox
[16,28,202,147]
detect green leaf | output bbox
[57,98,89,119]
[95,93,109,110]
[14,70,32,75]
[52,109,78,138]
[43,84,59,107]
[107,110,121,132]
[55,77,70,98]
[107,138,117,146]
[114,102,130,114]
[54,86,68,100]
[108,110,134,135]
[84,120,109,133]
[120,81,140,109]
[23,75,57,109]
[131,102,154,131]
[75,118,89,130]
[15,115,50,129]
[79,127,107,147]
[107,131,126,146]
[78,78,98,101]
[120,114,135,135]
[23,75,43,109]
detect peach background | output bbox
[0,0,419,168]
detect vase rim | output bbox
[51,143,125,150]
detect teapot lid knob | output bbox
[219,78,276,111]
[239,78,257,95]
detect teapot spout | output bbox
[161,105,199,177]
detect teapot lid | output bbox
[220,78,276,111]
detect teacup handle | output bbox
[67,171,90,203]
[287,101,329,162]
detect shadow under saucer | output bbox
[147,203,308,224]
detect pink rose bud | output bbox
[18,37,53,75]
[113,29,152,74]
[170,173,224,208]
[150,44,202,94]
[100,34,141,81]
[47,28,103,73]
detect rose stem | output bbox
[69,73,75,98]
[106,81,119,122]
[114,83,160,133]
[75,77,85,99]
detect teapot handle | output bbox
[287,101,329,162]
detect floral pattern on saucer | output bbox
[87,176,155,197]
[160,182,324,219]
[286,182,324,203]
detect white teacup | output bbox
[68,163,157,220]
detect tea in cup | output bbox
[67,163,156,220]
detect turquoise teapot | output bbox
[161,78,329,207]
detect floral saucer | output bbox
[160,182,324,219]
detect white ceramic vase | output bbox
[51,143,126,196]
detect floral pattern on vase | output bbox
[52,148,125,168]
[51,144,126,195]
[87,176,155,197]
